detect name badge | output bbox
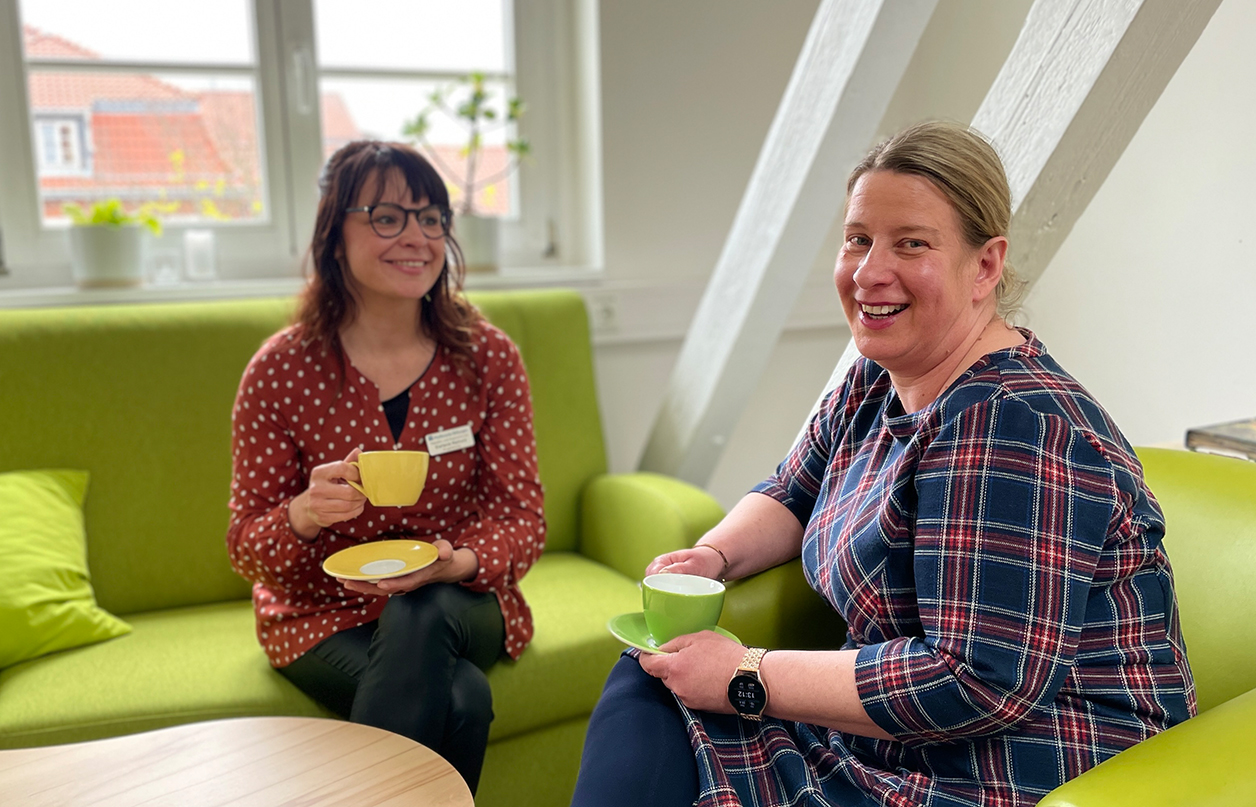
[425,424,475,456]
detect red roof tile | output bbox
[197,91,262,184]
[93,112,229,180]
[22,24,98,60]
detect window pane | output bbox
[29,71,267,226]
[320,77,518,216]
[19,0,254,65]
[315,0,508,74]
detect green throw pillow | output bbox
[0,469,131,668]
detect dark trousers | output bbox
[571,655,699,807]
[277,583,504,794]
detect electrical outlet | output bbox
[588,292,618,334]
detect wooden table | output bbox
[0,717,474,806]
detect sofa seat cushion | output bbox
[488,551,640,740]
[0,552,642,749]
[0,601,331,749]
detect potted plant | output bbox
[63,199,163,288]
[403,73,529,273]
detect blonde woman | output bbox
[572,122,1194,807]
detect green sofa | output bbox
[0,289,839,806]
[13,290,1230,805]
[1038,447,1256,806]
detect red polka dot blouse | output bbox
[226,319,546,668]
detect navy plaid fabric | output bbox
[686,332,1194,807]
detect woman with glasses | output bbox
[225,140,545,795]
[571,121,1194,807]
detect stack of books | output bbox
[1185,417,1256,461]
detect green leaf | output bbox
[402,112,430,139]
[62,202,87,225]
[66,197,166,234]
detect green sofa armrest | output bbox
[579,473,845,650]
[718,560,847,651]
[579,472,725,581]
[1040,687,1256,807]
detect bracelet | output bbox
[697,543,730,581]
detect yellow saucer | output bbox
[322,540,439,582]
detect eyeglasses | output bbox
[345,203,450,239]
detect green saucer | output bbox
[607,612,740,655]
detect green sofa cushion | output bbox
[471,291,608,553]
[0,469,131,668]
[0,551,639,749]
[0,600,330,749]
[488,551,640,740]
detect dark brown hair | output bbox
[848,121,1026,318]
[295,140,482,380]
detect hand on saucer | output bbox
[638,630,745,714]
[338,539,477,597]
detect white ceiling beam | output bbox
[637,0,938,485]
[975,0,1224,286]
[798,0,1222,440]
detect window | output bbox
[315,0,518,216]
[0,0,600,291]
[35,117,86,174]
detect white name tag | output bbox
[425,424,476,456]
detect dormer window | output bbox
[35,116,87,175]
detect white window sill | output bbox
[0,266,849,347]
[0,265,608,310]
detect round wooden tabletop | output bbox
[0,716,474,806]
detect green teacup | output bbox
[641,573,726,645]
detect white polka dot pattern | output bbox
[225,321,547,667]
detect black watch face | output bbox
[728,673,767,716]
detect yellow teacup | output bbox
[346,450,429,507]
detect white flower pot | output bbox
[454,214,500,274]
[68,225,145,288]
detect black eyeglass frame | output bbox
[345,203,451,239]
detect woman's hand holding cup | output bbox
[288,447,367,540]
[645,545,727,579]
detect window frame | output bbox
[0,0,601,290]
[0,0,304,284]
[34,115,89,174]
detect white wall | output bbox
[597,0,818,285]
[1024,0,1256,447]
[594,0,830,509]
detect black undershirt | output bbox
[379,353,435,443]
[381,388,409,442]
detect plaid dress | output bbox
[685,331,1195,807]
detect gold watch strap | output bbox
[739,646,768,673]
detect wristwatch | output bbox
[727,646,770,720]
